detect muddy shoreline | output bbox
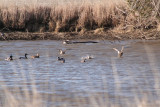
[1,30,160,41]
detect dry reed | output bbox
[0,0,129,33]
[0,0,160,40]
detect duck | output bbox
[57,57,65,63]
[59,49,65,54]
[81,57,87,63]
[19,53,28,59]
[81,58,87,63]
[63,40,72,44]
[31,53,39,59]
[113,46,124,58]
[5,55,13,61]
[85,55,94,59]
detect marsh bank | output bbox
[1,30,160,41]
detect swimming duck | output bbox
[59,49,65,54]
[31,53,39,59]
[5,55,13,61]
[113,46,124,58]
[57,57,65,63]
[81,58,87,63]
[19,53,28,59]
[85,55,94,59]
[63,40,72,44]
[81,57,87,63]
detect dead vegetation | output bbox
[0,0,160,40]
[0,0,128,32]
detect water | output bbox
[0,40,160,107]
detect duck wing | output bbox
[113,48,120,53]
[121,46,124,52]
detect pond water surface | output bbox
[0,40,160,107]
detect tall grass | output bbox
[0,0,129,32]
[0,0,160,39]
[127,0,160,30]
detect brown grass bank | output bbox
[0,0,160,40]
[1,30,160,41]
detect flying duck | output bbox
[113,46,124,58]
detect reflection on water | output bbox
[0,40,160,107]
